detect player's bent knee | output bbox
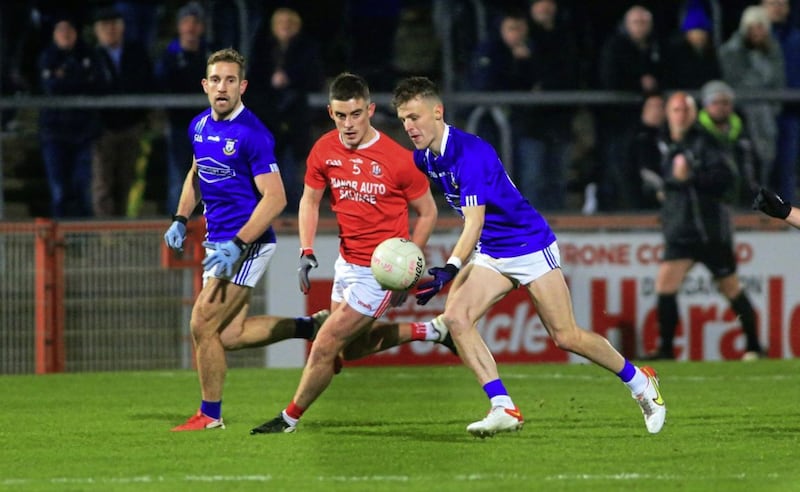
[549,328,582,352]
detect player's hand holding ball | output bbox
[753,187,791,219]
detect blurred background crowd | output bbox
[1,0,798,219]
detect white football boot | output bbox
[466,406,524,438]
[634,366,666,434]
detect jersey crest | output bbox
[223,139,238,156]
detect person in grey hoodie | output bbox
[719,5,785,186]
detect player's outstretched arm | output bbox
[752,187,800,228]
[786,208,800,229]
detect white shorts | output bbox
[331,255,394,318]
[203,243,276,288]
[472,241,561,287]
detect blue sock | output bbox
[200,400,222,420]
[616,360,636,383]
[483,379,508,399]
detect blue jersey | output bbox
[189,105,279,244]
[413,125,556,257]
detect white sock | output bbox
[626,368,649,396]
[281,410,298,426]
[490,395,514,409]
[424,321,441,341]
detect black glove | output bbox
[298,249,319,294]
[753,187,791,219]
[415,263,459,305]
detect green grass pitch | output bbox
[2,360,798,492]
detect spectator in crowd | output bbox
[248,7,324,215]
[597,5,662,210]
[625,92,665,210]
[37,15,101,218]
[91,6,153,217]
[646,92,764,361]
[469,11,533,147]
[520,0,580,211]
[763,0,800,205]
[660,0,721,90]
[719,6,785,188]
[113,0,162,55]
[470,9,575,211]
[156,1,212,215]
[392,4,441,82]
[697,80,759,208]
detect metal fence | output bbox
[0,219,267,374]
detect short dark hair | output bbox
[391,76,441,109]
[329,72,370,102]
[207,48,246,79]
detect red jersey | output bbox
[306,129,430,266]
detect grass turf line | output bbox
[2,360,799,492]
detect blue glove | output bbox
[164,220,187,251]
[298,251,319,294]
[202,238,247,277]
[415,263,459,305]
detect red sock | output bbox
[285,401,306,420]
[410,322,427,341]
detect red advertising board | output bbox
[269,231,800,366]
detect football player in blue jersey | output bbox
[391,76,667,436]
[164,48,329,431]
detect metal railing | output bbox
[0,219,268,374]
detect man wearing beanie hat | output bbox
[661,0,721,89]
[156,1,211,214]
[697,80,758,206]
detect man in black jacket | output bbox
[90,6,153,217]
[647,92,765,361]
[38,15,101,218]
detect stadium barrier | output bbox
[2,214,797,374]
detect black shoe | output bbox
[250,413,296,434]
[441,332,458,356]
[432,315,458,356]
[640,350,675,361]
